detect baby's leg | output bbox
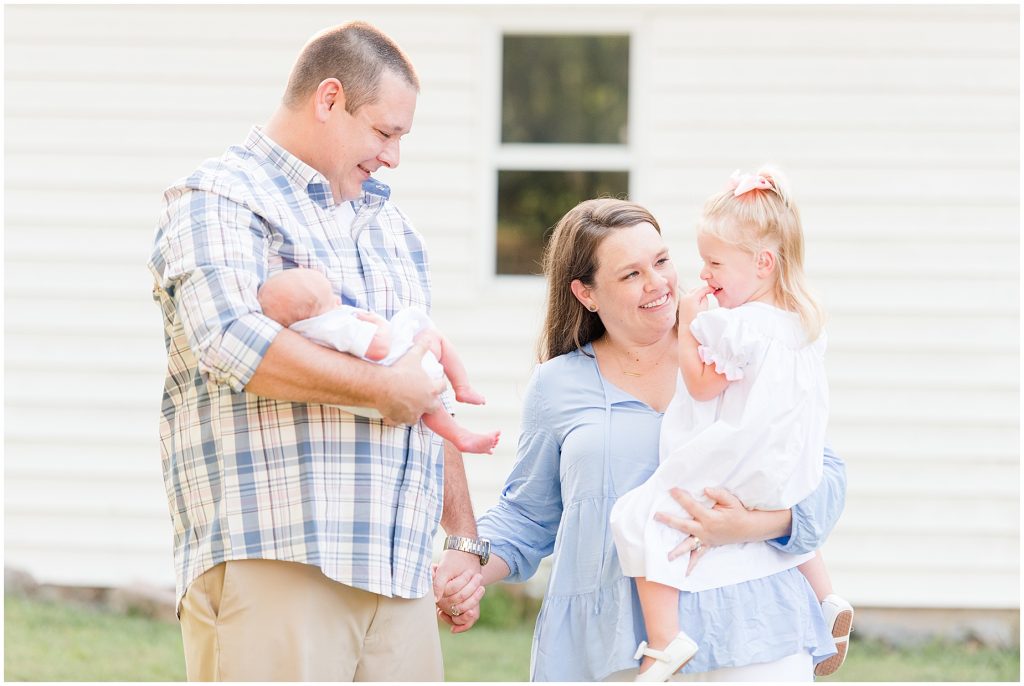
[422,408,500,455]
[433,334,486,405]
[798,550,833,601]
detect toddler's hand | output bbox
[677,285,713,325]
[356,310,392,361]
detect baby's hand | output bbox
[356,310,392,361]
[677,285,713,325]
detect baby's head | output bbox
[258,269,339,327]
[697,166,824,339]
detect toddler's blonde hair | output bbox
[698,165,825,341]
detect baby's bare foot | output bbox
[453,429,500,455]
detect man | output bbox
[149,21,485,681]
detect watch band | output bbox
[443,535,490,566]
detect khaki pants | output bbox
[179,559,444,681]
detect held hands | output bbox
[432,550,485,634]
[677,285,714,327]
[654,486,751,575]
[378,341,445,425]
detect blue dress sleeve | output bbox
[477,366,564,582]
[768,441,847,554]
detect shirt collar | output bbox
[244,125,336,211]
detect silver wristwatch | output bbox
[443,535,490,566]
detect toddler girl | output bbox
[610,167,852,680]
[259,268,500,454]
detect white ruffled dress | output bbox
[610,301,828,592]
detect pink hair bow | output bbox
[726,170,772,197]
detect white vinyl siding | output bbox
[5,4,1018,608]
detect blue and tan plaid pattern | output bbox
[149,127,445,608]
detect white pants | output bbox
[604,650,812,682]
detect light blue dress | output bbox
[477,344,843,681]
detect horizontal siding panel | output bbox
[6,370,161,408]
[652,93,1019,131]
[3,546,174,589]
[829,424,1017,462]
[6,333,165,372]
[7,189,177,228]
[827,569,1018,609]
[831,388,1018,426]
[649,8,1017,54]
[826,532,1017,573]
[649,138,1018,172]
[4,5,486,55]
[826,351,1018,391]
[6,476,167,516]
[6,406,158,442]
[846,458,1019,498]
[5,227,160,262]
[5,439,164,479]
[842,493,1018,535]
[651,55,1017,93]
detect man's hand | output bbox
[677,285,713,326]
[378,340,444,424]
[432,550,485,634]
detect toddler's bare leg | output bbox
[635,578,684,675]
[422,409,500,455]
[798,550,833,602]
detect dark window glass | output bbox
[496,170,630,275]
[502,35,629,144]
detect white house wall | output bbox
[4,4,1019,609]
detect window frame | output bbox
[482,23,645,285]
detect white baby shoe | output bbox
[633,631,698,682]
[815,593,854,677]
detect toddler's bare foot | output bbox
[454,385,486,405]
[452,429,501,455]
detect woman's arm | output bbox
[769,442,847,554]
[435,366,564,629]
[654,443,847,558]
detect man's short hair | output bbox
[283,21,420,113]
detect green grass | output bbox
[4,593,1019,681]
[440,624,534,681]
[4,594,187,681]
[819,634,1020,682]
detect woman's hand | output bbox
[655,486,793,572]
[432,552,485,634]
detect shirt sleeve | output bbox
[151,186,282,392]
[768,441,847,554]
[477,366,563,582]
[690,308,754,381]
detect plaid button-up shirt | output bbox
[149,127,445,608]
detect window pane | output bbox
[502,35,629,144]
[496,169,630,275]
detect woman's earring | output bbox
[587,303,598,313]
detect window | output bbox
[496,34,631,276]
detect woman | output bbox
[444,199,843,680]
